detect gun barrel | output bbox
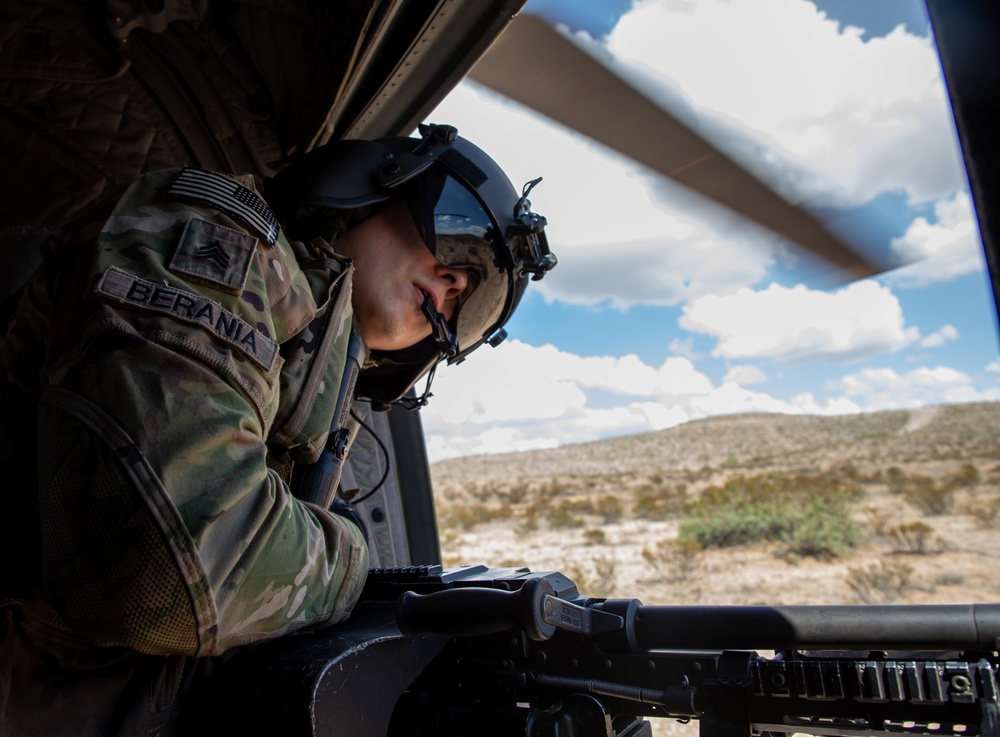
[632,603,1000,651]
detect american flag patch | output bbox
[167,168,280,245]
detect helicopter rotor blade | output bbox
[469,14,883,279]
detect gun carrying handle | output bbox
[397,579,557,641]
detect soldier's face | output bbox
[337,200,469,351]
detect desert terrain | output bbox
[431,401,1000,607]
[428,402,1000,735]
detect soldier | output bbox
[0,123,555,736]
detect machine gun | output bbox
[189,565,1000,737]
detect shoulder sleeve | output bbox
[29,170,368,657]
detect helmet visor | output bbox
[405,174,513,357]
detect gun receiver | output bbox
[182,565,1000,737]
[368,565,1000,737]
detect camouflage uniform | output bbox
[0,169,369,735]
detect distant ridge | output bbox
[431,402,1000,485]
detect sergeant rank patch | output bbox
[95,266,279,372]
[169,217,257,293]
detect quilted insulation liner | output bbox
[0,0,375,303]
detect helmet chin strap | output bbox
[370,294,458,413]
[420,291,458,359]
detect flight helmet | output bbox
[264,123,557,406]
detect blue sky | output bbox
[418,0,1000,462]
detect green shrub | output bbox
[680,508,794,549]
[677,472,863,559]
[782,500,864,559]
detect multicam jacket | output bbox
[0,169,369,735]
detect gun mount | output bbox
[185,565,1000,737]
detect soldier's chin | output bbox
[355,335,439,405]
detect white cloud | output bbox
[668,336,699,359]
[724,364,768,385]
[690,381,798,416]
[537,234,774,310]
[790,392,862,415]
[607,0,965,207]
[834,365,1000,410]
[657,356,715,396]
[887,192,985,286]
[421,340,716,461]
[919,324,959,348]
[680,280,919,362]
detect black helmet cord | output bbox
[420,290,459,359]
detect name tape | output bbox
[95,266,278,372]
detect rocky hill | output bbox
[432,402,1000,485]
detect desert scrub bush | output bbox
[466,479,504,503]
[830,461,860,481]
[496,480,533,506]
[516,515,539,535]
[592,555,618,594]
[947,463,981,488]
[642,538,703,582]
[846,560,914,604]
[885,467,908,494]
[565,555,618,596]
[547,502,585,529]
[936,571,966,587]
[437,502,494,530]
[538,479,575,497]
[886,521,942,554]
[583,527,607,545]
[862,506,892,537]
[677,472,864,559]
[595,494,624,523]
[903,480,957,515]
[782,501,865,560]
[632,484,687,520]
[962,496,1000,527]
[438,527,464,550]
